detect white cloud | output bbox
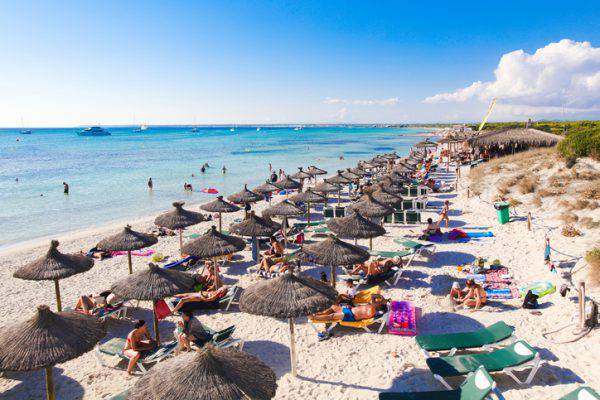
[323,97,399,106]
[423,39,600,113]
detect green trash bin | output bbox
[494,202,510,224]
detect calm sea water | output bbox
[0,126,429,248]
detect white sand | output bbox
[1,155,599,399]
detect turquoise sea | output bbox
[0,126,429,248]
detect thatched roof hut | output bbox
[239,270,336,376]
[468,128,563,148]
[14,240,94,311]
[127,345,277,400]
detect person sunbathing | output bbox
[195,261,222,290]
[171,287,228,313]
[123,320,157,375]
[420,217,442,239]
[450,279,487,311]
[312,294,388,322]
[351,257,399,277]
[263,236,284,257]
[85,247,111,260]
[336,279,357,304]
[75,290,120,314]
[177,311,213,352]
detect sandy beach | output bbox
[0,148,598,400]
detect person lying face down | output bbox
[311,294,389,322]
[350,257,401,276]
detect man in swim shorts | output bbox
[311,294,388,322]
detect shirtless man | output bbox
[171,287,228,313]
[312,294,388,322]
[123,320,157,374]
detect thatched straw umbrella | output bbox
[239,270,337,377]
[0,305,105,400]
[325,171,351,205]
[111,263,195,342]
[155,201,204,255]
[290,167,312,192]
[252,181,279,205]
[301,234,370,287]
[97,225,158,275]
[326,210,385,250]
[379,177,405,195]
[229,211,281,262]
[416,139,438,149]
[127,345,277,400]
[366,188,402,208]
[274,176,302,198]
[288,188,326,225]
[181,226,246,288]
[341,168,361,181]
[307,165,327,178]
[347,193,394,223]
[381,152,399,160]
[13,240,94,311]
[347,166,367,177]
[200,196,240,233]
[468,127,563,149]
[227,185,263,216]
[263,200,305,246]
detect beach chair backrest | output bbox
[480,321,513,343]
[459,366,494,400]
[212,325,236,344]
[559,387,600,400]
[488,341,536,370]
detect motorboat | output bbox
[77,126,111,136]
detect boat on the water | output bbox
[191,126,199,132]
[133,124,148,132]
[77,126,111,136]
[20,130,32,135]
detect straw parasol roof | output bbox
[326,211,386,240]
[181,226,246,259]
[200,196,240,213]
[307,165,327,176]
[229,211,281,237]
[468,127,563,147]
[313,180,341,193]
[290,167,312,180]
[111,263,195,342]
[274,176,302,190]
[359,161,376,169]
[14,240,93,281]
[127,345,277,400]
[155,201,204,230]
[239,269,337,377]
[227,184,263,204]
[301,234,370,268]
[347,193,394,218]
[341,168,361,180]
[325,170,351,185]
[97,225,158,252]
[347,166,367,177]
[252,181,278,195]
[263,200,305,218]
[288,188,327,204]
[379,177,405,194]
[14,240,94,311]
[415,139,438,148]
[380,152,399,159]
[0,305,106,371]
[240,272,337,319]
[365,189,402,207]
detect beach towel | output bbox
[466,231,494,238]
[485,287,519,299]
[448,229,468,240]
[387,301,417,336]
[111,250,156,257]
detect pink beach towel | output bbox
[387,301,417,336]
[111,250,156,257]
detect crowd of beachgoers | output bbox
[0,141,598,400]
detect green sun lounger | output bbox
[94,338,178,373]
[379,366,501,400]
[109,390,129,400]
[371,250,412,259]
[559,387,600,400]
[426,341,542,388]
[416,321,515,356]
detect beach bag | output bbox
[522,290,539,309]
[154,299,172,320]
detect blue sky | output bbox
[1,0,599,126]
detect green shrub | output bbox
[558,128,600,161]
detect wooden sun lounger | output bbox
[309,311,389,334]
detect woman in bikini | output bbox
[123,320,157,375]
[450,279,487,311]
[439,200,450,228]
[171,287,228,313]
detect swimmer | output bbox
[148,177,153,190]
[63,182,69,195]
[222,166,227,174]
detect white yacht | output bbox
[77,126,111,136]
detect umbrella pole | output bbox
[218,212,222,233]
[179,229,184,256]
[307,202,311,225]
[252,236,259,262]
[288,318,298,377]
[127,250,133,275]
[54,279,62,312]
[45,366,55,400]
[152,300,161,344]
[337,190,341,206]
[369,237,373,251]
[330,265,336,288]
[213,256,219,289]
[282,218,288,248]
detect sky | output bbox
[1,0,599,126]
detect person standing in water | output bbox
[63,182,69,195]
[201,166,206,173]
[148,177,153,190]
[222,166,227,174]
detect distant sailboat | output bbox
[230,127,235,132]
[256,127,261,131]
[133,124,148,133]
[191,126,199,132]
[20,117,32,134]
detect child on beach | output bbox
[450,279,487,312]
[439,200,450,227]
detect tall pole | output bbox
[579,282,586,329]
[152,300,161,344]
[307,202,311,225]
[288,318,298,377]
[45,367,55,400]
[127,250,133,275]
[213,256,220,289]
[54,279,62,312]
[218,212,222,233]
[179,229,184,256]
[330,265,336,288]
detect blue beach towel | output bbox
[466,231,494,238]
[485,288,515,299]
